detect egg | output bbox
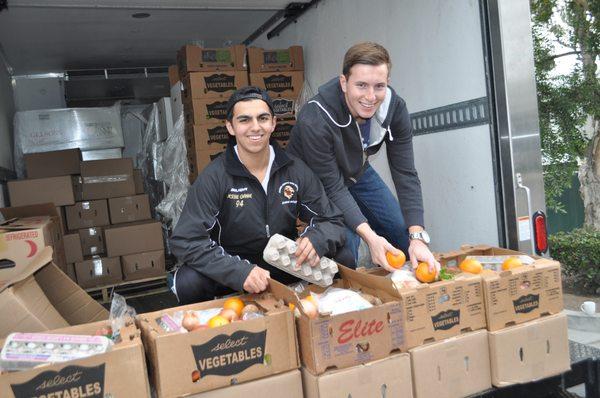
[300,298,318,319]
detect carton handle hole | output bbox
[519,347,524,361]
[380,384,387,398]
[547,340,551,354]
[437,365,441,381]
[464,356,470,371]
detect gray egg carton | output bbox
[263,234,338,287]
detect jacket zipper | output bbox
[355,121,367,166]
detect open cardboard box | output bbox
[340,265,486,351]
[189,369,303,398]
[438,244,563,331]
[0,320,150,397]
[137,286,299,397]
[488,312,570,387]
[269,276,404,375]
[0,246,108,337]
[409,330,491,398]
[0,204,66,274]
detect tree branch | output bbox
[547,50,581,60]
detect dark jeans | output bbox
[345,165,409,262]
[173,246,355,305]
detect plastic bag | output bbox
[109,293,137,341]
[388,269,421,290]
[315,288,372,316]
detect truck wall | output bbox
[253,0,500,251]
[0,62,14,171]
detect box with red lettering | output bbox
[269,273,404,375]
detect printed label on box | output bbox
[204,74,236,92]
[513,294,540,314]
[191,330,267,378]
[11,364,106,398]
[263,50,290,64]
[272,99,294,117]
[205,101,228,120]
[431,309,461,331]
[202,50,231,63]
[207,125,230,144]
[263,75,293,92]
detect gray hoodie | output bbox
[286,77,424,231]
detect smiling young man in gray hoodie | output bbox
[287,42,439,272]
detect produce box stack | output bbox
[248,46,304,149]
[437,244,569,389]
[177,44,248,182]
[137,287,301,397]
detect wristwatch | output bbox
[409,230,430,244]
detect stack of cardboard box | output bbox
[438,245,569,389]
[176,44,249,182]
[248,46,304,150]
[7,149,165,290]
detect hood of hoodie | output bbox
[312,77,399,144]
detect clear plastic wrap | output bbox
[13,103,124,177]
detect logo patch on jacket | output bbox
[227,187,253,208]
[278,182,298,204]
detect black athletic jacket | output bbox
[170,141,346,291]
[286,77,424,231]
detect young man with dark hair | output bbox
[287,42,439,272]
[170,86,350,304]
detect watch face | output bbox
[411,231,430,244]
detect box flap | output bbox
[0,246,54,292]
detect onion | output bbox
[241,304,259,315]
[220,308,239,322]
[182,311,201,332]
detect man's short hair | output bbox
[342,42,392,77]
[226,86,274,121]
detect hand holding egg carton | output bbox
[263,234,338,287]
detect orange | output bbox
[415,262,437,283]
[386,251,406,269]
[459,258,483,274]
[208,315,230,328]
[502,257,522,271]
[223,297,244,317]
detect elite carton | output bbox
[177,44,247,76]
[0,247,107,337]
[302,353,413,398]
[108,194,151,224]
[8,176,76,207]
[24,148,82,178]
[189,370,303,398]
[65,199,110,230]
[0,320,150,398]
[121,250,165,281]
[438,244,563,331]
[182,71,248,100]
[137,288,299,397]
[104,220,163,257]
[249,71,304,98]
[488,312,570,386]
[409,330,491,398]
[340,265,486,351]
[80,158,136,200]
[247,46,304,72]
[74,256,123,289]
[269,278,404,375]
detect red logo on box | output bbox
[337,319,384,344]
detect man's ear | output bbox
[339,74,347,93]
[225,120,236,137]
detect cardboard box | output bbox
[75,256,123,289]
[108,194,151,225]
[8,176,76,207]
[183,71,248,100]
[121,250,165,281]
[78,227,105,256]
[137,288,299,397]
[247,46,304,72]
[178,44,247,76]
[133,169,145,194]
[171,81,184,121]
[56,206,67,234]
[0,204,66,279]
[191,370,302,398]
[65,262,77,282]
[80,158,136,200]
[188,147,225,183]
[184,98,228,125]
[24,148,82,179]
[438,244,563,331]
[65,199,110,230]
[63,233,84,264]
[250,71,304,98]
[488,312,570,387]
[0,247,108,337]
[272,97,297,119]
[341,265,487,351]
[168,64,180,86]
[104,221,163,257]
[269,278,404,375]
[409,330,491,398]
[302,353,413,398]
[185,123,230,152]
[0,320,150,398]
[272,119,295,147]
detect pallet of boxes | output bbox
[8,148,166,300]
[0,197,150,396]
[176,44,249,182]
[437,245,569,390]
